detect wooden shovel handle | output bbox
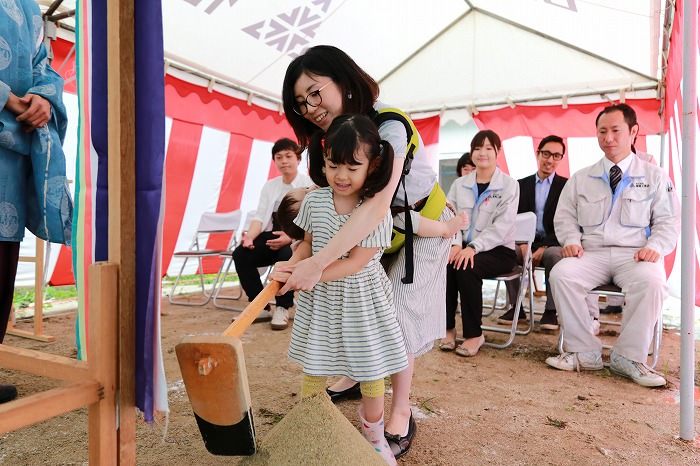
[222,280,281,338]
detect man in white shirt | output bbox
[546,104,680,387]
[232,138,312,330]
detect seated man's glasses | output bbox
[293,81,333,116]
[538,150,564,160]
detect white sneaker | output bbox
[545,351,603,372]
[609,351,666,387]
[252,308,273,323]
[270,306,290,330]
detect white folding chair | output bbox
[558,284,663,368]
[212,210,273,310]
[482,212,537,348]
[168,210,242,306]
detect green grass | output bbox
[12,273,239,308]
[419,396,438,414]
[257,407,284,424]
[13,285,77,309]
[162,273,237,287]
[546,416,567,429]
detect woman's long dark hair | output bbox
[308,114,393,199]
[282,45,379,151]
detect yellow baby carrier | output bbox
[371,108,447,284]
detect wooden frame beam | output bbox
[0,345,89,382]
[0,380,101,434]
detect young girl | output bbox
[272,114,405,465]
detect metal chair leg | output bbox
[212,256,245,310]
[483,266,534,349]
[169,257,216,306]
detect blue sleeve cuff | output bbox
[0,81,10,111]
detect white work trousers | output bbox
[550,247,666,363]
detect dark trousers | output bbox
[232,231,294,309]
[0,242,20,343]
[505,244,562,312]
[446,245,517,339]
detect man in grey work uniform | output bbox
[545,104,679,388]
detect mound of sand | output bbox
[239,393,385,466]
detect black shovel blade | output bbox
[195,408,256,456]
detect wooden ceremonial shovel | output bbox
[176,280,281,456]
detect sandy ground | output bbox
[1,285,699,465]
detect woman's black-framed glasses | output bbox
[293,81,333,116]
[538,150,564,160]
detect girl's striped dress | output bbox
[288,187,408,381]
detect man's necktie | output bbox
[609,164,622,193]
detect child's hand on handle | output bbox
[278,256,324,293]
[270,261,293,287]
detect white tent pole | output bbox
[659,132,667,169]
[679,0,697,442]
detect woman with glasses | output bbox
[278,45,454,459]
[439,130,519,357]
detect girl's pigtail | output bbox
[363,138,394,198]
[308,130,329,187]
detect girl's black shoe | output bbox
[325,382,361,403]
[385,414,416,459]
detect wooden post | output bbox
[88,263,119,465]
[107,0,136,463]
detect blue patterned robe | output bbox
[0,0,71,245]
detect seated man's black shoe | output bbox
[497,306,526,325]
[325,382,361,403]
[385,414,416,459]
[539,310,559,330]
[0,384,18,404]
[600,304,623,314]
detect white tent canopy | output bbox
[164,0,664,114]
[45,0,666,116]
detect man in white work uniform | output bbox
[545,103,680,387]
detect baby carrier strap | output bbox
[370,107,420,284]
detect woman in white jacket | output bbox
[440,130,519,357]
